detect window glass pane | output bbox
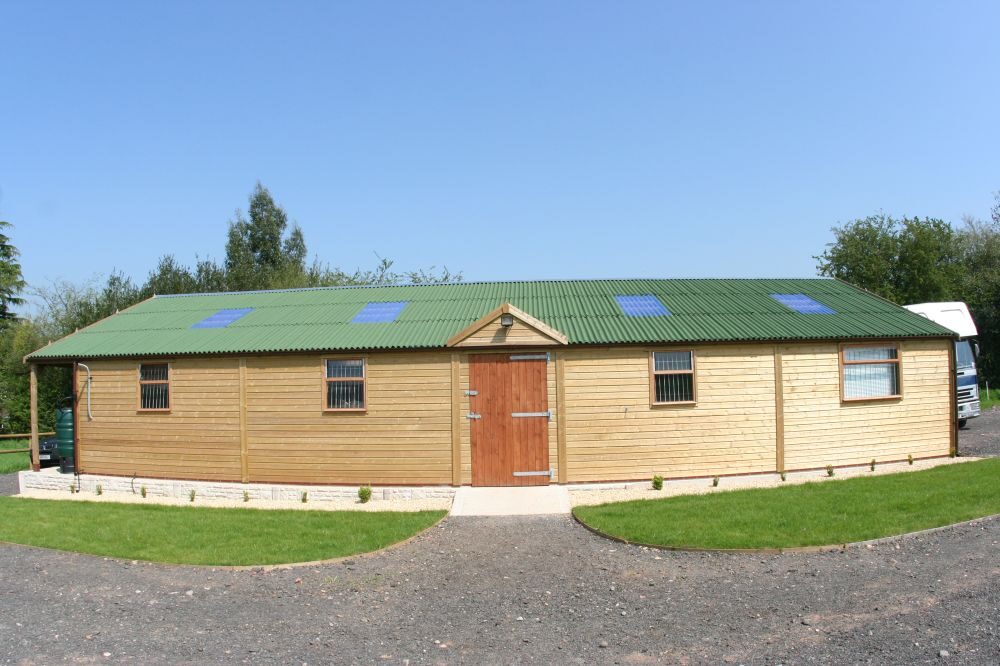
[844,346,897,362]
[654,351,692,372]
[655,373,694,403]
[844,363,899,399]
[140,364,169,381]
[140,383,170,409]
[326,359,364,378]
[327,381,365,409]
[955,341,975,370]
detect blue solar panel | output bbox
[770,294,836,314]
[191,308,254,329]
[615,295,671,317]
[352,301,409,323]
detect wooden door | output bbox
[469,354,550,486]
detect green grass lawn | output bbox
[574,459,1000,550]
[0,497,445,565]
[0,439,30,474]
[981,387,998,411]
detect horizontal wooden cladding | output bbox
[78,359,243,481]
[244,353,453,485]
[781,340,951,469]
[562,345,777,482]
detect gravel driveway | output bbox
[0,412,997,664]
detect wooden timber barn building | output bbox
[25,279,958,487]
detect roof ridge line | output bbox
[152,277,836,299]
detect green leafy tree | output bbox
[0,221,27,322]
[224,183,307,291]
[0,320,70,432]
[816,214,962,304]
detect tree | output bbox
[815,214,962,305]
[817,199,1000,385]
[0,320,70,432]
[224,183,307,291]
[0,221,27,322]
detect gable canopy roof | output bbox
[25,278,955,362]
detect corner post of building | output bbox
[29,363,40,472]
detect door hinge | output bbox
[513,469,554,477]
[464,390,479,396]
[511,411,552,420]
[466,412,482,420]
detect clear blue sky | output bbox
[3,1,998,304]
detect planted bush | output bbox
[826,465,835,477]
[651,475,664,491]
[358,485,373,504]
[711,476,720,488]
[870,459,876,472]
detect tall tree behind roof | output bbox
[224,182,307,291]
[0,221,26,322]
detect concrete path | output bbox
[450,485,571,516]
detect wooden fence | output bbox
[0,432,55,454]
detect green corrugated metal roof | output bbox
[25,279,955,361]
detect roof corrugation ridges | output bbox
[25,279,954,360]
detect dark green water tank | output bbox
[55,407,74,473]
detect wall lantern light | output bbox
[500,313,515,328]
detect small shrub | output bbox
[358,485,372,504]
[243,490,250,503]
[651,475,664,491]
[825,465,834,477]
[908,454,914,466]
[140,486,147,498]
[189,489,196,502]
[870,459,876,472]
[95,484,103,496]
[301,491,308,503]
[711,476,720,488]
[780,472,786,482]
[68,484,76,494]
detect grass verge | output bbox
[0,497,445,565]
[0,439,30,475]
[980,388,998,412]
[573,459,1000,550]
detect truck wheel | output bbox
[958,419,968,429]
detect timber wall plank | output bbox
[561,345,777,481]
[77,359,242,480]
[781,339,951,468]
[244,353,452,485]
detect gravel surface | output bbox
[1,515,998,664]
[959,407,1000,458]
[0,472,17,497]
[571,456,972,507]
[0,414,997,664]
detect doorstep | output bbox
[450,485,571,516]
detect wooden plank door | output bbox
[469,354,550,486]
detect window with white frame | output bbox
[841,344,901,400]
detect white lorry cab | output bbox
[904,302,981,427]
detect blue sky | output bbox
[3,1,998,305]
